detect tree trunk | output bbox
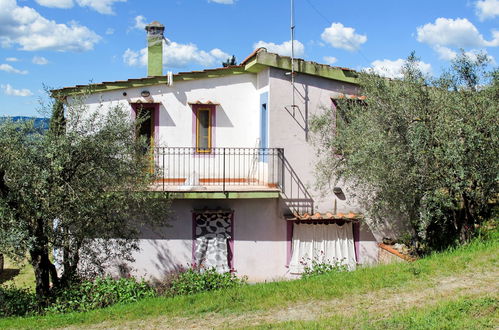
[30,248,60,302]
[30,219,60,304]
[30,249,51,303]
[459,193,475,243]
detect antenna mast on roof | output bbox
[290,0,296,109]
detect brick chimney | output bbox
[145,21,165,77]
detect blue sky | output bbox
[1,0,498,117]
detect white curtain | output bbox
[289,222,356,273]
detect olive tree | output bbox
[0,96,169,302]
[311,52,498,253]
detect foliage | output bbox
[301,258,348,279]
[0,94,170,302]
[0,285,38,317]
[45,277,156,314]
[311,51,498,253]
[0,276,156,317]
[166,267,247,296]
[222,55,237,67]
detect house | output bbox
[53,21,389,282]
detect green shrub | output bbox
[167,267,246,296]
[45,277,156,314]
[301,258,348,279]
[0,285,38,317]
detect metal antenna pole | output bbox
[290,0,296,109]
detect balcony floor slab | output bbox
[147,184,281,199]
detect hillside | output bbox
[0,117,49,130]
[1,234,497,329]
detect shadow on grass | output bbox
[0,268,21,284]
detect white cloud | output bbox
[133,15,147,30]
[253,40,305,57]
[365,58,432,79]
[35,0,73,9]
[475,0,499,21]
[321,23,367,52]
[123,48,142,66]
[35,0,126,14]
[323,56,338,65]
[208,0,235,4]
[32,56,48,65]
[105,28,114,35]
[434,45,458,61]
[5,57,18,61]
[416,18,499,48]
[464,49,496,64]
[0,0,101,51]
[435,46,496,64]
[75,0,126,15]
[123,40,231,69]
[0,63,28,74]
[1,83,33,96]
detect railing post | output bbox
[162,147,165,192]
[278,148,285,192]
[223,147,226,193]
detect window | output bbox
[260,92,268,162]
[193,210,233,272]
[333,98,367,136]
[332,98,366,155]
[196,107,212,152]
[131,103,158,154]
[288,222,356,273]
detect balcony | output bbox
[152,147,314,214]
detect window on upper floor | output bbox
[195,106,213,153]
[332,98,366,155]
[132,103,158,154]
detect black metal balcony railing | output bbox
[153,147,314,214]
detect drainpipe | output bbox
[145,21,165,77]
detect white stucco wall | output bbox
[68,73,261,149]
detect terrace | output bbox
[151,147,314,214]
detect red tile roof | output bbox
[332,93,367,100]
[285,212,361,221]
[378,243,416,261]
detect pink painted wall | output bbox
[125,198,290,282]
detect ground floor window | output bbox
[193,211,233,272]
[289,222,356,273]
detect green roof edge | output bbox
[51,50,358,97]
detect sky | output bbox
[0,0,498,117]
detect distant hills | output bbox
[0,116,50,130]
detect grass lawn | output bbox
[0,257,34,291]
[0,234,497,329]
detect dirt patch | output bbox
[67,266,499,330]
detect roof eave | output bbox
[51,66,248,97]
[244,51,358,85]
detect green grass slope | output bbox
[1,234,497,329]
